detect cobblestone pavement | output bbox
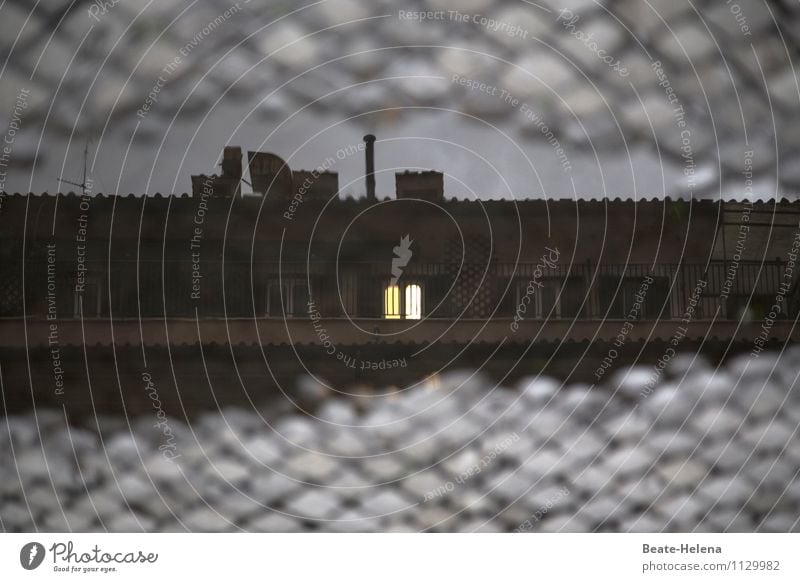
[1,350,798,532]
[1,0,799,198]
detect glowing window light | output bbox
[384,285,400,319]
[405,284,422,319]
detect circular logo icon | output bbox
[20,542,45,570]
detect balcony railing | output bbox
[2,258,797,321]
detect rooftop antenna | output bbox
[57,140,91,195]
[364,134,376,201]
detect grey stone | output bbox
[696,475,754,505]
[183,507,235,532]
[539,512,589,533]
[42,509,96,532]
[0,503,34,530]
[247,511,304,532]
[106,512,156,532]
[327,508,381,532]
[739,419,795,450]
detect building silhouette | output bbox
[1,136,798,416]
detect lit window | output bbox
[384,285,401,319]
[405,284,422,319]
[384,283,422,319]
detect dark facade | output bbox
[1,142,799,415]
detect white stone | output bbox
[603,445,655,479]
[259,24,320,70]
[274,417,320,447]
[402,472,449,499]
[284,451,339,482]
[517,375,561,403]
[323,429,369,456]
[501,53,574,101]
[249,472,299,504]
[240,436,283,466]
[317,400,357,425]
[442,448,482,476]
[313,0,369,26]
[205,459,250,485]
[657,459,708,488]
[106,434,144,466]
[611,366,656,399]
[681,369,734,404]
[117,474,153,505]
[603,412,652,442]
[360,490,412,516]
[286,489,340,520]
[144,454,184,483]
[642,386,698,425]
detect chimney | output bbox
[363,134,376,201]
